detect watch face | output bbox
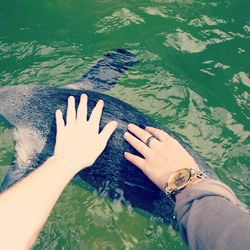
[168,168,191,190]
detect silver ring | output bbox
[146,136,156,147]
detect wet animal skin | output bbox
[0,49,213,223]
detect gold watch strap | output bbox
[164,168,208,195]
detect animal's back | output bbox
[0,84,213,222]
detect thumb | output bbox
[54,110,65,155]
[99,121,118,144]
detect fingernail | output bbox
[128,123,134,128]
[81,94,87,99]
[111,121,118,127]
[99,99,104,105]
[124,132,128,138]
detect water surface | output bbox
[0,0,249,249]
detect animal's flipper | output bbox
[0,125,48,191]
[63,49,138,92]
[0,85,56,191]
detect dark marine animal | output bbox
[0,49,213,223]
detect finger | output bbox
[77,94,88,123]
[145,126,170,141]
[66,96,76,126]
[124,152,145,171]
[89,99,104,126]
[100,121,118,142]
[128,124,160,148]
[124,132,150,157]
[55,109,65,132]
[54,110,65,155]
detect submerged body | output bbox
[0,50,213,222]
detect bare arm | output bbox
[0,94,117,250]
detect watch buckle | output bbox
[164,185,173,195]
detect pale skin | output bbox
[0,94,118,250]
[0,94,201,250]
[124,124,200,191]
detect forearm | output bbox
[0,95,116,249]
[175,180,250,250]
[122,124,250,248]
[0,156,76,250]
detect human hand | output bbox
[53,94,118,174]
[124,124,200,190]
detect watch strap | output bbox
[164,168,208,195]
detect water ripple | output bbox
[189,15,227,27]
[96,8,145,34]
[164,29,207,53]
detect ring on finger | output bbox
[146,135,157,147]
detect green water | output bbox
[0,0,249,249]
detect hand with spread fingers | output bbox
[124,124,200,191]
[54,94,118,174]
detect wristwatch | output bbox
[164,168,208,195]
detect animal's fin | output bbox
[0,125,47,191]
[63,49,138,92]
